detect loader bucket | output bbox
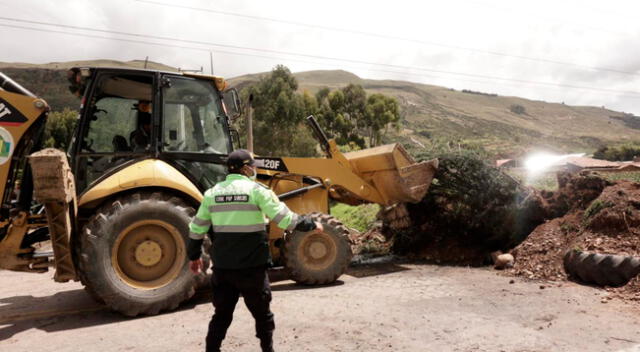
[344,144,438,205]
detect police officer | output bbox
[187,149,321,352]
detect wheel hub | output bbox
[112,220,184,289]
[135,240,163,267]
[298,232,338,271]
[309,241,328,259]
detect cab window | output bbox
[75,73,154,191]
[162,77,230,155]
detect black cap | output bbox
[226,149,256,171]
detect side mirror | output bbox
[222,88,242,119]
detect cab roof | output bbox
[71,66,228,91]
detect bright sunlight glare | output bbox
[524,152,585,174]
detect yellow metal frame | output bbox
[78,159,203,207]
[182,73,227,91]
[0,90,48,219]
[0,212,48,272]
[260,141,436,207]
[259,141,437,262]
[0,88,51,273]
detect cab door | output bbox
[70,70,157,193]
[158,74,232,191]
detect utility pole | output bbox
[144,56,148,69]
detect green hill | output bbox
[0,59,177,71]
[0,60,178,112]
[230,69,640,156]
[1,61,638,157]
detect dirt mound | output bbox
[538,171,611,218]
[510,172,612,280]
[510,213,582,281]
[510,178,640,305]
[582,181,640,238]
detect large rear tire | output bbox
[284,213,352,285]
[77,192,201,316]
[563,250,640,287]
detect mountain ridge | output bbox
[2,60,638,156]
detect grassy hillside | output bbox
[0,60,178,111]
[230,70,640,156]
[2,68,79,111]
[2,61,638,157]
[0,59,177,71]
[355,78,635,156]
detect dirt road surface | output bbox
[1,260,639,352]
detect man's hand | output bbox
[190,258,203,274]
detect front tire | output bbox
[284,213,352,285]
[77,192,199,316]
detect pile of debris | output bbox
[538,172,612,219]
[375,155,640,303]
[509,214,581,281]
[511,179,640,278]
[509,172,611,280]
[349,224,390,256]
[510,177,640,304]
[381,154,547,265]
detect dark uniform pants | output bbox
[206,266,275,352]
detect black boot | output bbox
[206,339,222,352]
[260,337,274,352]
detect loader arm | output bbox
[257,139,438,207]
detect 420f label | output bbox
[256,158,288,172]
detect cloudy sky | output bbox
[1,0,640,114]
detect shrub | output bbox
[593,144,640,161]
[584,200,613,219]
[509,104,526,115]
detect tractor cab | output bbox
[67,67,240,194]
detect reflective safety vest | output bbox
[189,173,298,268]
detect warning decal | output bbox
[0,98,28,126]
[0,127,15,165]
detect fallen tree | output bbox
[382,154,547,265]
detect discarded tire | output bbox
[284,212,352,285]
[563,250,640,287]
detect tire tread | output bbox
[563,250,640,287]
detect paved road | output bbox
[1,261,639,351]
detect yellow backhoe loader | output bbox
[0,67,437,316]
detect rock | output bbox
[490,251,503,263]
[494,253,515,270]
